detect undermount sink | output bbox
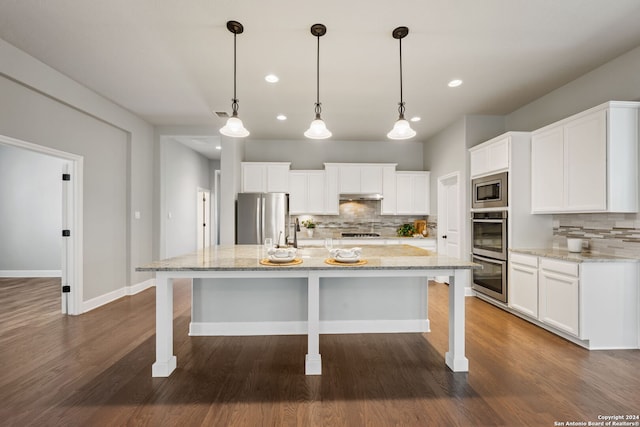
[340,232,381,238]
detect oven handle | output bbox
[473,254,506,266]
[472,219,505,224]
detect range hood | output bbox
[339,193,384,201]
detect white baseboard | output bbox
[81,278,156,313]
[126,278,155,295]
[189,319,430,336]
[0,270,62,278]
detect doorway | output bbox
[0,134,83,315]
[437,172,462,283]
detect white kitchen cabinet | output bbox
[506,251,638,349]
[531,101,639,213]
[334,164,384,194]
[289,171,325,214]
[395,172,430,215]
[508,253,539,318]
[241,162,290,193]
[469,136,510,178]
[381,165,397,215]
[323,164,340,215]
[538,258,580,337]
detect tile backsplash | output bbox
[553,213,640,258]
[292,200,435,238]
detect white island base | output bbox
[140,245,476,377]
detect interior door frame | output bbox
[0,134,84,315]
[196,187,211,250]
[436,171,461,283]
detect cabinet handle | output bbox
[442,235,447,239]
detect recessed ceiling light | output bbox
[215,146,221,150]
[265,74,279,83]
[410,116,421,122]
[276,114,287,121]
[448,79,463,88]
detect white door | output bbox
[437,172,460,258]
[197,189,211,250]
[436,172,461,283]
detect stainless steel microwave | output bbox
[472,172,508,209]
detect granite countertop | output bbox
[137,244,478,272]
[510,248,639,263]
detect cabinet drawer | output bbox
[540,258,579,277]
[510,253,538,268]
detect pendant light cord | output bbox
[231,32,239,116]
[398,36,405,118]
[314,34,322,117]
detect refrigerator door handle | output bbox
[260,195,266,243]
[255,197,261,244]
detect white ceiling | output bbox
[2,0,640,151]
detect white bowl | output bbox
[330,247,362,259]
[567,238,583,253]
[268,247,297,258]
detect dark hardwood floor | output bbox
[1,277,638,426]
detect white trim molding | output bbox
[0,270,62,278]
[81,279,155,313]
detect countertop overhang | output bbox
[137,244,479,272]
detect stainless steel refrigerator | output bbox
[236,192,290,245]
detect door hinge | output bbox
[62,230,71,237]
[62,285,71,293]
[62,173,71,181]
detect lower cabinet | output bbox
[538,259,580,336]
[507,252,639,349]
[508,253,538,318]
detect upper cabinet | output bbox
[334,163,385,194]
[289,170,326,214]
[395,172,430,215]
[241,162,290,193]
[469,136,510,178]
[531,101,639,213]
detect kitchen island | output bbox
[137,244,479,377]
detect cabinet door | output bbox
[339,166,361,193]
[412,172,430,214]
[487,137,509,173]
[509,263,538,318]
[242,163,266,192]
[288,172,307,214]
[324,166,339,214]
[307,171,325,213]
[539,270,580,336]
[360,166,383,193]
[266,164,290,193]
[564,110,607,211]
[381,166,397,215]
[469,147,488,178]
[531,126,564,212]
[395,174,414,214]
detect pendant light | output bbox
[219,20,250,138]
[387,26,416,140]
[304,24,332,139]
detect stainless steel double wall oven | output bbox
[471,172,508,303]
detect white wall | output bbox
[161,137,212,258]
[0,144,64,272]
[0,38,155,304]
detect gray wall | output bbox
[244,139,424,170]
[505,45,640,131]
[0,144,64,271]
[161,137,212,258]
[0,38,155,303]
